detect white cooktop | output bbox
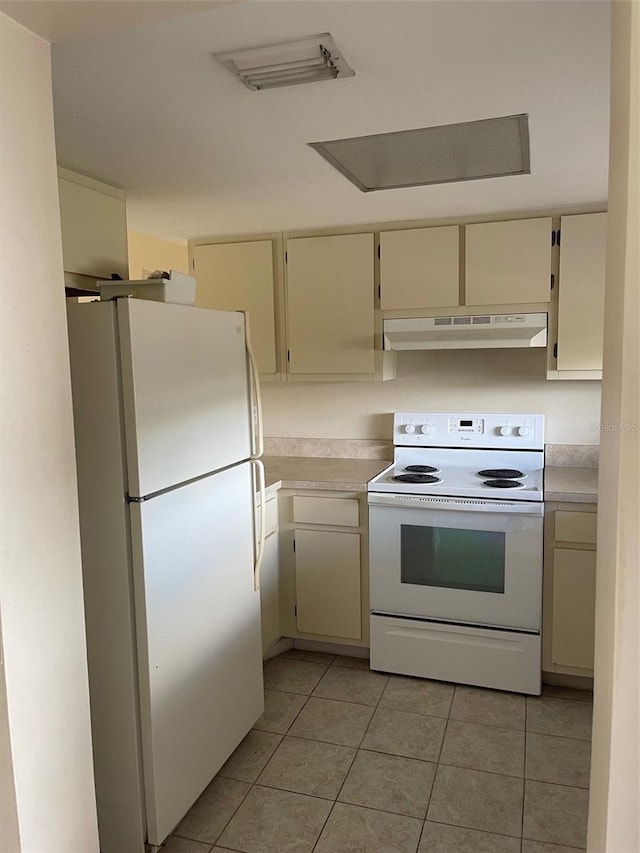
[368,412,545,502]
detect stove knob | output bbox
[420,424,433,435]
[499,426,512,436]
[403,424,416,434]
[516,425,530,437]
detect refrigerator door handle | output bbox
[251,458,266,591]
[244,312,264,459]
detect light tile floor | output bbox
[166,651,593,853]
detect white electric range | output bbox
[368,412,545,695]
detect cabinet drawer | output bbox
[292,496,359,527]
[555,511,597,545]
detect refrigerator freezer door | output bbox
[118,298,252,498]
[129,462,264,846]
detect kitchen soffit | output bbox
[310,114,530,192]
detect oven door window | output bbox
[400,524,506,594]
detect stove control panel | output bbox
[448,417,484,434]
[394,412,544,450]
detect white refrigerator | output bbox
[67,297,266,853]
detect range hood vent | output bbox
[383,313,547,351]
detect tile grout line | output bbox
[269,666,347,853]
[424,690,455,820]
[522,695,529,841]
[416,690,454,850]
[211,671,321,850]
[311,671,392,853]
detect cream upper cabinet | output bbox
[286,233,375,376]
[465,218,553,305]
[191,240,277,375]
[556,213,607,372]
[58,170,128,279]
[379,226,459,309]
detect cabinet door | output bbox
[192,241,276,375]
[58,177,129,279]
[557,213,607,371]
[552,548,596,670]
[465,218,552,305]
[260,533,280,654]
[380,227,459,309]
[286,234,375,375]
[294,529,361,639]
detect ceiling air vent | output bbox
[309,114,530,192]
[214,33,355,91]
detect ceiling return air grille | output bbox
[214,34,355,91]
[309,114,531,192]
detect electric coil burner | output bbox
[393,473,441,484]
[477,468,525,479]
[367,412,545,696]
[483,478,525,489]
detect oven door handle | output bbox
[367,493,544,516]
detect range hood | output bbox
[383,312,548,351]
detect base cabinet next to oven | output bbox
[543,503,597,678]
[259,492,280,655]
[279,491,369,647]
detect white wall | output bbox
[127,229,189,280]
[588,2,640,850]
[262,349,601,445]
[0,13,99,852]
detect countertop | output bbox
[262,456,391,494]
[262,455,598,504]
[544,466,599,504]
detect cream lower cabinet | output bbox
[279,491,368,646]
[285,233,378,379]
[543,504,597,677]
[191,240,278,377]
[259,493,280,655]
[294,529,361,639]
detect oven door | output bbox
[368,493,543,632]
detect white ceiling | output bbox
[47,1,610,242]
[0,1,232,43]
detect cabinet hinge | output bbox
[377,284,381,300]
[377,244,381,260]
[287,350,290,363]
[550,274,555,290]
[285,251,288,263]
[553,342,558,359]
[557,229,561,246]
[551,231,556,247]
[192,258,195,270]
[294,604,298,617]
[293,538,296,552]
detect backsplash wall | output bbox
[261,349,602,445]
